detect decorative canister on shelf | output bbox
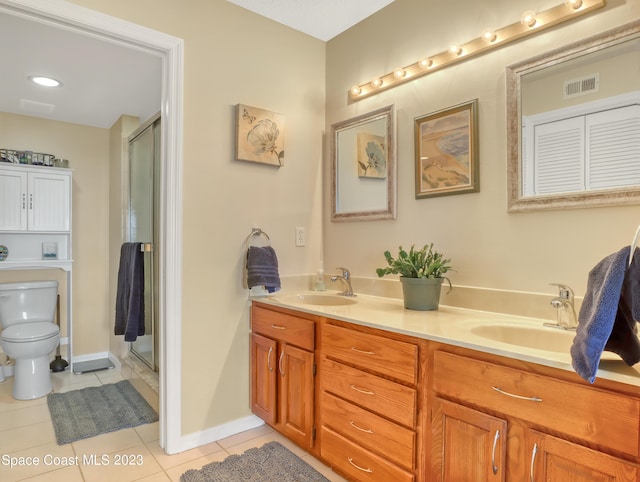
[376,243,453,311]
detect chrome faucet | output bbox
[546,283,578,330]
[330,267,355,296]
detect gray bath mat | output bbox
[47,380,158,444]
[180,441,330,482]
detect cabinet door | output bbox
[250,333,277,425]
[279,343,315,448]
[431,398,507,482]
[28,172,70,231]
[528,430,639,482]
[0,168,27,230]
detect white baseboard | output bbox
[71,351,121,371]
[178,415,265,454]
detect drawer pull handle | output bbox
[348,457,373,473]
[350,384,375,396]
[530,443,538,482]
[492,386,542,402]
[271,324,286,330]
[491,430,500,475]
[279,350,285,376]
[267,346,273,372]
[350,346,375,355]
[349,420,374,434]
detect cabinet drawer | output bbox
[321,426,414,482]
[251,305,314,350]
[433,350,640,457]
[321,392,415,470]
[322,358,416,427]
[322,323,418,385]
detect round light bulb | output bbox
[564,0,583,8]
[371,78,383,88]
[449,45,462,56]
[521,10,537,27]
[481,28,497,42]
[418,58,433,69]
[393,68,406,79]
[350,85,362,96]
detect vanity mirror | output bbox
[507,20,640,212]
[331,105,396,221]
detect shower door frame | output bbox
[127,114,161,372]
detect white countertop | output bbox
[252,290,640,388]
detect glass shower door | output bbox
[128,116,160,371]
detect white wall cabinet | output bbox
[0,165,71,232]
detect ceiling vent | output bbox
[564,73,599,99]
[19,98,55,114]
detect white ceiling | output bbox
[0,2,392,129]
[225,0,395,41]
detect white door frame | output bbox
[0,0,184,454]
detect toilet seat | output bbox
[1,322,59,343]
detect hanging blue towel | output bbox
[247,246,281,293]
[115,242,145,342]
[571,246,640,383]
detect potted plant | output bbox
[376,244,452,310]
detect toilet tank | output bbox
[0,281,59,328]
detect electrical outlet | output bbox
[295,227,305,247]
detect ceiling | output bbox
[225,0,395,42]
[0,1,392,129]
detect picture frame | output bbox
[414,99,479,199]
[42,242,58,260]
[235,104,285,167]
[330,105,396,222]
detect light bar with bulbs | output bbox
[348,0,605,102]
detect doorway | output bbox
[128,114,161,372]
[0,0,185,453]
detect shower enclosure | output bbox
[127,113,160,371]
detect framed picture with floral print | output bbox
[235,104,285,167]
[414,99,479,198]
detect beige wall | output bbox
[0,112,111,357]
[68,0,326,435]
[325,0,640,299]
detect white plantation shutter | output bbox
[586,105,640,190]
[534,117,584,195]
[524,99,640,196]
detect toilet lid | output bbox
[1,322,59,343]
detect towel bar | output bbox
[246,228,271,248]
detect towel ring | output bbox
[630,224,640,267]
[246,228,271,248]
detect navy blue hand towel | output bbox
[247,246,281,293]
[571,246,640,383]
[115,242,145,342]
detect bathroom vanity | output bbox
[251,293,640,482]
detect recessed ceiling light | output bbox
[29,76,62,88]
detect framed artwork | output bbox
[235,104,285,167]
[414,99,479,198]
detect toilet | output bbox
[0,281,60,400]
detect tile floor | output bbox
[0,367,348,481]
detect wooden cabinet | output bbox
[0,165,71,232]
[428,344,640,481]
[250,303,316,449]
[527,430,639,482]
[319,321,421,482]
[431,397,506,482]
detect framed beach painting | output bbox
[414,99,479,198]
[235,104,285,167]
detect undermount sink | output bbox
[285,293,357,306]
[470,323,575,353]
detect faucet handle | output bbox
[336,267,351,279]
[550,283,574,300]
